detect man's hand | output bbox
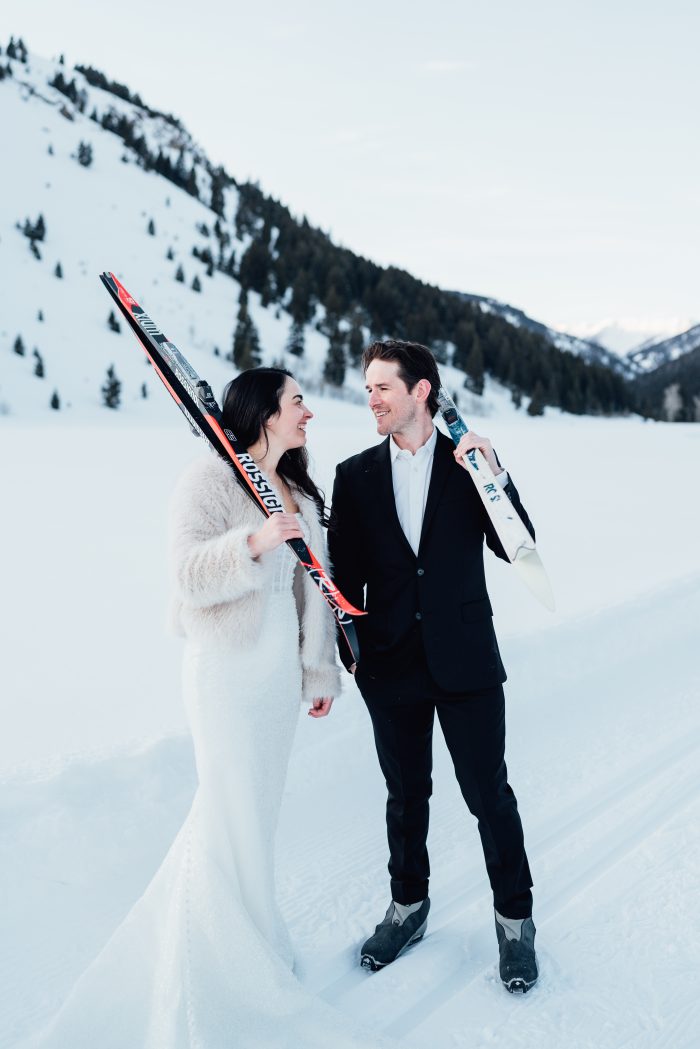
[349,663,357,675]
[453,432,503,476]
[308,697,334,718]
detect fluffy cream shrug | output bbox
[168,453,342,702]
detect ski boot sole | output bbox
[503,971,538,994]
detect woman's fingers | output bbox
[308,697,334,718]
[249,512,304,556]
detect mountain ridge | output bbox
[0,37,686,421]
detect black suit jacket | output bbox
[328,430,535,694]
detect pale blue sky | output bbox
[4,0,699,333]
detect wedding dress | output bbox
[26,520,392,1048]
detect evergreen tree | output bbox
[29,214,46,242]
[107,310,121,333]
[50,390,60,410]
[184,166,199,198]
[451,319,476,372]
[192,275,202,292]
[147,218,156,235]
[224,250,237,277]
[285,319,305,357]
[347,315,365,364]
[47,143,53,155]
[54,262,63,278]
[33,349,44,378]
[321,286,344,333]
[141,382,148,399]
[289,272,313,324]
[38,309,44,322]
[175,264,185,283]
[231,292,262,369]
[511,388,522,409]
[238,239,272,295]
[323,326,346,387]
[464,337,485,395]
[101,364,122,409]
[527,381,546,417]
[76,141,93,167]
[210,167,227,217]
[166,246,175,261]
[13,335,25,356]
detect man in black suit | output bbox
[328,340,538,993]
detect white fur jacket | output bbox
[168,452,342,703]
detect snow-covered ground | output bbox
[2,398,699,1048]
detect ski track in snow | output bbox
[3,572,700,1048]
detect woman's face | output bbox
[265,377,313,451]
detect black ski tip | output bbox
[99,271,116,295]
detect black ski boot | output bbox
[360,898,430,971]
[495,911,538,993]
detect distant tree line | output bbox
[633,346,700,422]
[75,64,183,130]
[231,184,632,415]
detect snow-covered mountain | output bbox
[0,45,344,421]
[453,292,638,380]
[562,319,696,357]
[626,323,700,374]
[2,38,692,425]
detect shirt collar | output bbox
[390,425,438,463]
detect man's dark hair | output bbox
[361,339,440,417]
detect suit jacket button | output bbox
[415,612,422,620]
[417,568,425,576]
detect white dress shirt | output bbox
[389,427,509,555]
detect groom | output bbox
[328,340,538,993]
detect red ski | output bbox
[100,271,364,663]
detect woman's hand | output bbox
[308,697,334,718]
[247,513,304,559]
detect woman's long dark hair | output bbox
[221,368,327,524]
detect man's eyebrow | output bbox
[293,393,303,401]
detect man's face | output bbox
[365,359,422,437]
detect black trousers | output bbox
[357,654,533,919]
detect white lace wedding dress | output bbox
[26,523,391,1049]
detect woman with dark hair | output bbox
[25,368,390,1048]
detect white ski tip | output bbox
[512,548,556,611]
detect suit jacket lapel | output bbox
[371,438,417,562]
[418,431,453,555]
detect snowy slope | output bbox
[2,398,700,1048]
[0,48,364,421]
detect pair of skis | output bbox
[101,273,554,651]
[100,272,364,664]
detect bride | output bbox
[26,368,389,1048]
